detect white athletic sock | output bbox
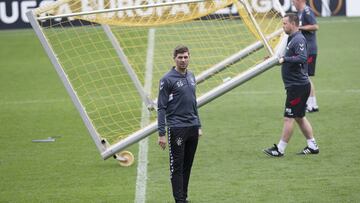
[306,97,312,109]
[306,97,313,108]
[313,97,318,108]
[277,140,288,154]
[307,138,318,150]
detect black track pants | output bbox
[168,126,199,203]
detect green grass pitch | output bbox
[1,17,360,202]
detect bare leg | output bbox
[280,117,295,143]
[295,117,319,152]
[295,117,314,139]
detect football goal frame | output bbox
[27,0,287,161]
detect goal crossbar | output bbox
[36,0,205,21]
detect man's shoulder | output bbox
[290,33,306,47]
[304,5,315,17]
[161,68,175,80]
[187,70,195,77]
[292,32,306,41]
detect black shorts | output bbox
[307,54,317,76]
[284,83,311,118]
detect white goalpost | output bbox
[27,0,286,165]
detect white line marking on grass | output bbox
[135,135,149,203]
[135,28,155,203]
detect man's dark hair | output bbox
[173,45,189,58]
[284,13,299,26]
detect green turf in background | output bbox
[146,17,360,202]
[1,17,360,202]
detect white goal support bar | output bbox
[102,24,155,109]
[195,28,283,84]
[152,28,283,106]
[238,0,274,56]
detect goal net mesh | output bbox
[32,0,283,144]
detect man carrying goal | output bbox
[263,13,319,157]
[157,45,202,203]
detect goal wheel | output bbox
[116,151,134,167]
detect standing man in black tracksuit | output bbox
[263,13,319,157]
[157,45,202,203]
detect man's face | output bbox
[292,0,303,10]
[282,17,294,35]
[174,52,190,70]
